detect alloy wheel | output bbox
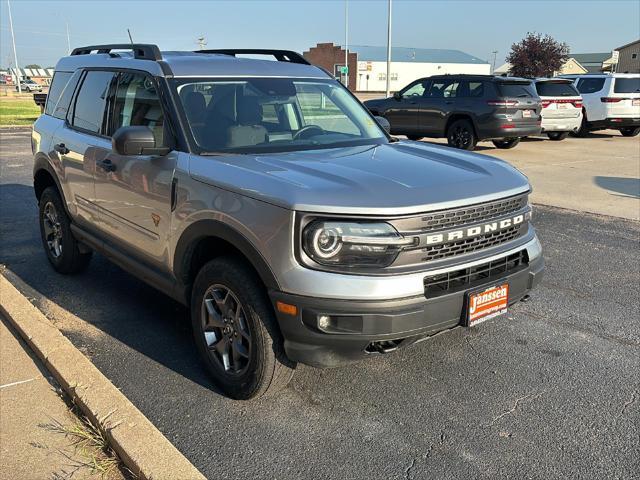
[201,284,252,375]
[42,201,63,258]
[450,126,471,149]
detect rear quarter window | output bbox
[51,70,82,120]
[576,78,606,94]
[613,78,640,93]
[497,82,536,97]
[44,72,72,116]
[535,82,579,97]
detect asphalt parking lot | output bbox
[1,128,639,479]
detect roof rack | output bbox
[196,49,310,65]
[70,44,162,61]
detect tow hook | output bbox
[520,294,531,303]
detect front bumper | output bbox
[270,244,544,368]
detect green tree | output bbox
[507,33,569,78]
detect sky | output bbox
[1,0,638,69]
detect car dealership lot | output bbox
[1,128,638,479]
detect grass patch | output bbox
[0,97,40,126]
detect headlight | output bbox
[302,220,416,268]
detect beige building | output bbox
[615,39,640,73]
[494,57,587,76]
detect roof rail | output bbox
[196,49,310,65]
[70,44,162,61]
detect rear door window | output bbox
[497,82,536,97]
[576,78,606,94]
[70,71,115,134]
[428,79,461,98]
[44,71,72,116]
[613,78,640,93]
[458,81,485,98]
[535,81,580,97]
[51,70,81,120]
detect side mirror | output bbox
[393,91,402,100]
[374,116,391,134]
[112,126,169,156]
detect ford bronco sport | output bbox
[32,44,544,399]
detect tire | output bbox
[572,115,589,137]
[492,137,521,149]
[446,119,477,150]
[191,257,295,400]
[407,135,423,141]
[547,131,569,141]
[38,187,92,274]
[620,127,640,137]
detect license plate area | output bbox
[522,110,533,118]
[464,283,509,327]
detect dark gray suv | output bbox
[364,75,542,150]
[33,45,543,400]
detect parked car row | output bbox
[363,73,640,149]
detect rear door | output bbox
[54,69,116,227]
[420,78,460,135]
[575,76,607,121]
[494,81,541,128]
[384,80,428,134]
[93,71,176,263]
[606,76,640,119]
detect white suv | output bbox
[563,73,640,137]
[534,78,583,140]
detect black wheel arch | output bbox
[33,154,69,212]
[174,220,281,296]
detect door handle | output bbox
[53,143,69,154]
[445,100,454,105]
[97,159,117,172]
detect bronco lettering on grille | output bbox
[422,212,529,247]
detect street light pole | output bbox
[491,50,498,74]
[385,0,392,97]
[66,22,71,55]
[7,0,21,93]
[344,0,348,89]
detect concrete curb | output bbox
[0,271,206,480]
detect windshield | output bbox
[174,78,387,154]
[498,82,536,98]
[535,81,579,97]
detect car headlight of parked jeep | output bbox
[302,220,416,268]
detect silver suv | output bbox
[32,44,544,399]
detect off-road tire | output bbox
[38,187,92,274]
[191,257,295,400]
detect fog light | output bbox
[318,315,331,330]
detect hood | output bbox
[189,141,530,215]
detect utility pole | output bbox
[385,0,392,97]
[66,22,71,55]
[491,50,498,74]
[7,0,21,93]
[344,0,348,89]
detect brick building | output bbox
[303,43,358,91]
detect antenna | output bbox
[127,29,134,47]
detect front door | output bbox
[93,71,176,265]
[420,79,461,135]
[385,80,429,135]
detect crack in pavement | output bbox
[489,392,544,425]
[621,389,638,416]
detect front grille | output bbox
[421,225,523,262]
[393,194,528,233]
[424,250,528,297]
